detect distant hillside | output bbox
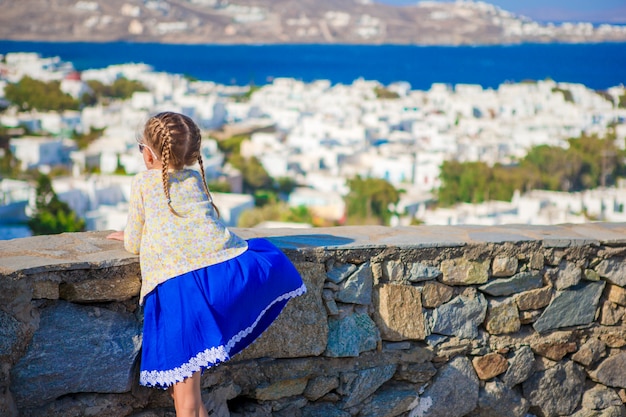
[1,0,625,45]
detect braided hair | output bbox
[143,112,219,217]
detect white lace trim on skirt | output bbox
[139,282,307,388]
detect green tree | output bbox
[85,77,147,102]
[374,86,400,99]
[345,176,400,225]
[109,77,148,99]
[229,154,272,194]
[566,133,621,189]
[0,148,20,178]
[28,174,85,235]
[520,145,581,191]
[4,76,79,112]
[237,202,312,227]
[438,160,495,206]
[216,134,248,156]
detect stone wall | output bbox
[2,224,626,417]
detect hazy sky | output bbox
[377,0,626,23]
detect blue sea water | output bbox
[0,40,625,90]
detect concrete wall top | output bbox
[2,223,626,278]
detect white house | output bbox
[9,136,66,170]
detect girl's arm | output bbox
[107,230,124,241]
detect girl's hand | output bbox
[107,231,125,241]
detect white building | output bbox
[9,136,67,170]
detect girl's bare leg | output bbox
[171,372,209,417]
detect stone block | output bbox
[515,285,553,311]
[336,262,372,305]
[255,377,308,401]
[239,262,328,359]
[492,256,518,277]
[522,361,586,417]
[592,352,626,389]
[421,281,454,308]
[429,288,487,339]
[59,275,140,302]
[472,352,508,380]
[373,283,426,341]
[10,301,141,408]
[440,258,489,286]
[325,311,380,358]
[533,280,606,334]
[607,284,626,306]
[479,271,542,297]
[485,298,520,335]
[31,281,59,300]
[413,356,479,417]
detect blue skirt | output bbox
[139,238,306,388]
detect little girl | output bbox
[107,111,306,417]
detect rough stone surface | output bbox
[585,268,601,282]
[239,262,328,359]
[471,380,530,417]
[0,310,22,359]
[596,258,626,287]
[325,310,380,357]
[485,298,520,335]
[478,271,542,297]
[607,284,626,306]
[581,384,624,410]
[593,352,626,389]
[491,256,518,277]
[358,382,417,417]
[31,280,59,300]
[533,281,606,333]
[412,356,479,417]
[59,275,141,302]
[338,364,397,409]
[406,263,441,283]
[255,377,308,401]
[421,281,454,308]
[531,340,577,361]
[440,258,490,286]
[383,261,440,284]
[373,283,426,341]
[472,353,508,380]
[429,288,487,339]
[522,360,586,417]
[553,261,583,290]
[336,262,373,305]
[383,260,407,282]
[304,376,339,401]
[572,338,607,367]
[395,362,437,384]
[10,301,141,408]
[600,301,626,326]
[327,263,357,284]
[515,285,553,311]
[205,383,240,417]
[301,403,350,417]
[530,253,545,270]
[502,345,536,388]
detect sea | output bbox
[1,40,626,240]
[1,40,625,90]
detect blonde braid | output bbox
[197,155,220,218]
[155,118,178,216]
